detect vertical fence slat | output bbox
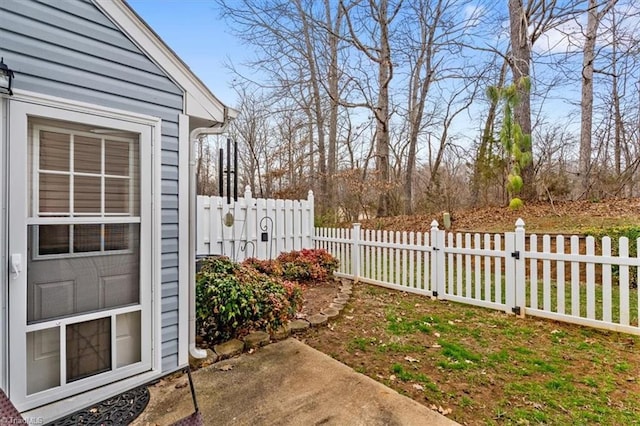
[529,234,538,309]
[484,234,491,302]
[465,233,472,298]
[402,231,408,287]
[409,232,415,289]
[557,235,565,315]
[456,233,463,297]
[495,234,502,305]
[474,233,481,300]
[620,237,630,326]
[543,235,551,311]
[602,237,612,323]
[447,233,454,295]
[571,236,580,317]
[586,236,595,319]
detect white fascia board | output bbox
[94,0,228,123]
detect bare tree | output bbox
[578,0,617,198]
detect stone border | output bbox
[191,278,354,368]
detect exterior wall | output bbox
[0,0,184,371]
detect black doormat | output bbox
[45,385,150,425]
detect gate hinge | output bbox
[511,251,520,260]
[432,291,438,298]
[512,306,521,315]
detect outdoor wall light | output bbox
[0,58,15,95]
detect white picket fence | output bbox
[314,220,640,336]
[196,187,314,261]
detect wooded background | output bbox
[194,0,639,223]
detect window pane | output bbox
[74,176,101,213]
[66,318,111,382]
[74,224,102,253]
[105,223,130,251]
[28,224,140,322]
[40,131,69,171]
[40,173,69,213]
[105,140,130,176]
[74,135,101,174]
[27,328,60,394]
[116,311,141,368]
[105,178,129,214]
[38,224,70,255]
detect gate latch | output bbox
[511,251,520,260]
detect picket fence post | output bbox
[307,190,315,249]
[430,220,445,298]
[352,223,361,281]
[514,218,526,317]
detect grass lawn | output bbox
[301,283,640,425]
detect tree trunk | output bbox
[375,0,392,217]
[508,0,535,200]
[579,0,617,198]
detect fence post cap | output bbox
[308,190,314,199]
[353,223,361,229]
[430,220,439,229]
[515,218,525,228]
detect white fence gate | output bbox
[196,187,315,261]
[315,220,640,336]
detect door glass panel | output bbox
[105,223,130,251]
[40,131,69,171]
[74,224,102,253]
[105,178,128,213]
[27,328,60,395]
[74,135,101,174]
[116,311,141,368]
[39,174,69,213]
[38,224,70,255]
[27,224,140,323]
[105,140,130,176]
[66,318,111,382]
[74,176,101,213]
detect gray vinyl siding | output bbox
[0,0,184,371]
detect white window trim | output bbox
[7,92,163,415]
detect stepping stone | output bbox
[270,323,291,341]
[308,314,328,327]
[334,295,350,304]
[290,319,311,333]
[329,302,345,311]
[244,331,270,349]
[340,281,353,290]
[189,348,218,369]
[340,288,353,296]
[321,307,340,318]
[214,339,245,359]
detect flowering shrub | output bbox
[276,249,339,283]
[242,257,283,276]
[196,256,303,344]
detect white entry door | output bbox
[8,99,154,411]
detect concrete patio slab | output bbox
[133,338,459,426]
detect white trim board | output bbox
[92,0,238,123]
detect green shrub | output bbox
[276,249,340,282]
[195,256,303,344]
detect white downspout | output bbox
[188,114,230,359]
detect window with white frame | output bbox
[31,123,140,257]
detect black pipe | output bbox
[218,147,223,196]
[233,140,238,201]
[226,138,231,204]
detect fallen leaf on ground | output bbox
[218,364,233,371]
[404,356,420,363]
[389,374,397,381]
[434,332,441,338]
[412,384,424,390]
